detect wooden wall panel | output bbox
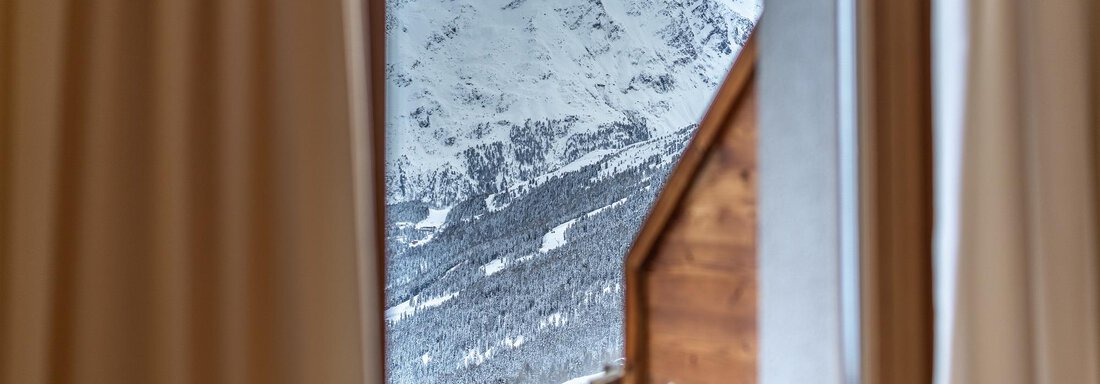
[622,36,756,383]
[642,82,757,384]
[861,0,933,382]
[623,58,757,383]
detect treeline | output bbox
[384,123,694,383]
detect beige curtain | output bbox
[949,0,1100,383]
[0,0,384,383]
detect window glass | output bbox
[384,1,761,382]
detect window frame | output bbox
[364,0,936,381]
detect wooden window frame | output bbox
[367,0,387,381]
[365,0,935,381]
[858,0,934,383]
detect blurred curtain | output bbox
[948,0,1100,383]
[0,0,384,383]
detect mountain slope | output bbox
[384,0,760,382]
[386,0,760,204]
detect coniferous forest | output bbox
[384,0,759,382]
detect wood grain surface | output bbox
[623,36,758,384]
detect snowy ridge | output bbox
[540,219,578,253]
[385,291,460,323]
[415,205,453,229]
[386,0,761,204]
[480,123,694,218]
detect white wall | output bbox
[758,0,848,382]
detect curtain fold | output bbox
[949,0,1100,383]
[0,0,383,383]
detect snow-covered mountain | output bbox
[386,0,759,204]
[384,1,760,383]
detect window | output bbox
[383,1,761,382]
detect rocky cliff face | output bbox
[386,0,760,205]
